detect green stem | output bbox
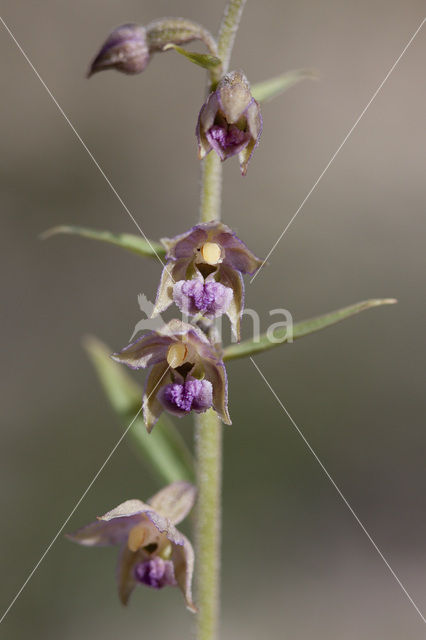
[195,2,246,638]
[199,152,222,223]
[217,0,247,74]
[194,409,223,640]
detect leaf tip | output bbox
[39,226,66,241]
[375,297,398,306]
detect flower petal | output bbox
[143,362,171,432]
[116,544,138,605]
[111,333,172,370]
[202,359,231,425]
[101,498,184,546]
[100,499,151,521]
[216,230,262,275]
[197,90,221,159]
[152,259,190,317]
[238,99,263,176]
[148,481,197,525]
[144,511,185,547]
[171,534,196,612]
[218,70,252,123]
[218,264,244,341]
[161,228,209,260]
[67,500,149,547]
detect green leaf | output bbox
[84,336,194,484]
[251,69,317,104]
[41,225,166,260]
[223,298,397,361]
[162,43,222,70]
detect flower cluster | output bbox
[68,13,264,614]
[111,220,261,431]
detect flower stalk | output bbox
[199,153,222,224]
[194,409,223,640]
[195,2,247,638]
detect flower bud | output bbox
[196,70,263,175]
[88,19,218,79]
[88,24,150,77]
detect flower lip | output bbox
[134,557,177,589]
[206,124,251,160]
[159,377,213,416]
[173,275,233,319]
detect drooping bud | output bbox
[159,377,213,416]
[88,18,218,78]
[196,70,263,175]
[88,24,150,77]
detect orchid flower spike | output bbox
[153,221,262,340]
[112,319,231,431]
[67,482,197,612]
[196,70,263,175]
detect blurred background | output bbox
[1,1,425,638]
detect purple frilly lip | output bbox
[206,124,251,160]
[159,377,213,416]
[134,557,177,589]
[173,275,233,318]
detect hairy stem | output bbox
[194,409,223,640]
[195,2,246,638]
[199,152,222,223]
[217,0,247,74]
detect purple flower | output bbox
[88,24,150,77]
[153,221,262,340]
[66,482,197,611]
[112,319,231,431]
[196,70,263,175]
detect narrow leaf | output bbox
[41,225,166,260]
[251,69,317,104]
[163,43,222,70]
[84,336,194,484]
[223,298,397,361]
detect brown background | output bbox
[1,1,425,638]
